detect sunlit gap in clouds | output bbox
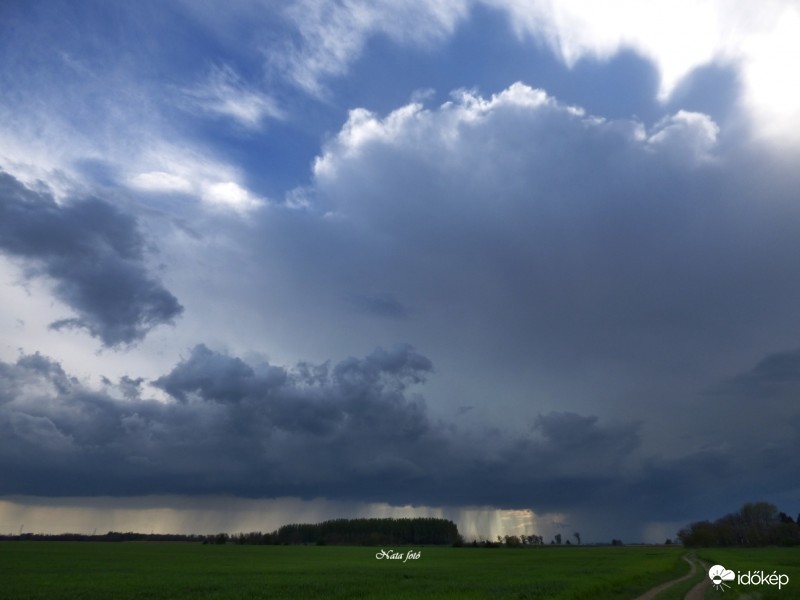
[0,496,553,542]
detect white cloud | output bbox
[202,181,264,213]
[313,103,425,177]
[126,144,265,214]
[647,110,719,161]
[484,0,800,142]
[488,0,726,97]
[314,82,704,183]
[738,7,800,141]
[182,65,284,128]
[129,171,193,194]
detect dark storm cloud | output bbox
[255,84,800,452]
[0,171,182,346]
[154,343,432,438]
[532,412,640,467]
[711,348,800,397]
[154,344,266,403]
[0,345,435,496]
[2,344,795,527]
[350,292,410,319]
[694,348,800,488]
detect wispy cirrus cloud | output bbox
[273,0,470,96]
[181,64,284,128]
[0,4,267,216]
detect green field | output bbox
[5,543,798,599]
[0,542,692,599]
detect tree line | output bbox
[1,518,461,546]
[231,517,461,546]
[679,502,800,547]
[1,532,207,542]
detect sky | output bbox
[1,0,799,544]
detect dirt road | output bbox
[684,557,711,600]
[633,554,705,600]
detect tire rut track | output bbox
[633,553,703,600]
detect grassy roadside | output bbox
[695,548,799,600]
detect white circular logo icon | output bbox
[708,564,735,591]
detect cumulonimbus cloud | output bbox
[0,344,637,506]
[1,343,796,523]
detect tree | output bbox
[679,502,800,547]
[524,534,543,545]
[554,533,562,545]
[573,531,581,545]
[269,517,460,546]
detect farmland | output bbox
[4,542,798,599]
[1,542,688,599]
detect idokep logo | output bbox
[708,564,790,592]
[708,565,735,591]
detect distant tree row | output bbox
[462,535,541,548]
[1,532,207,543]
[497,533,575,546]
[232,518,461,546]
[679,502,800,547]
[0,519,460,546]
[5,519,601,548]
[508,534,545,546]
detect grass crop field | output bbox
[5,543,798,599]
[0,542,692,599]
